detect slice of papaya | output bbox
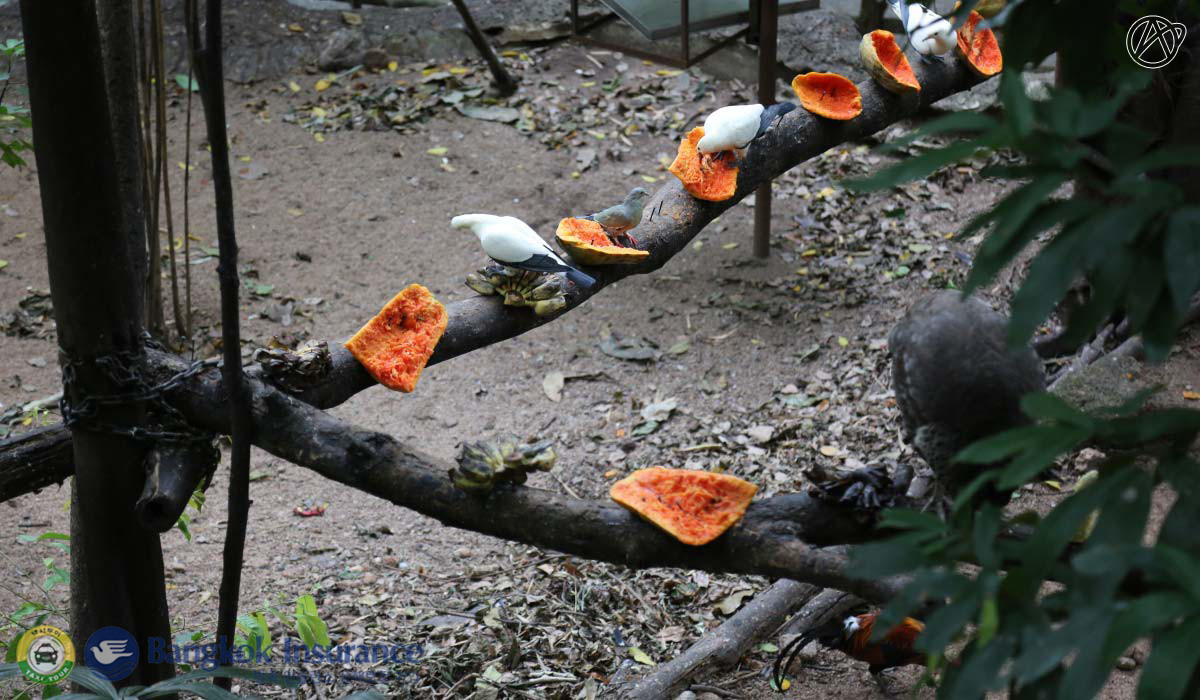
[956,10,1002,77]
[556,217,649,265]
[861,30,920,95]
[792,72,863,120]
[668,127,739,202]
[344,283,448,392]
[610,467,757,546]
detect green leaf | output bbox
[628,646,655,665]
[849,139,990,192]
[877,508,946,533]
[1000,72,1034,139]
[918,591,980,652]
[1003,463,1135,600]
[976,596,999,647]
[945,633,1014,696]
[61,666,119,697]
[174,73,199,92]
[1154,545,1200,603]
[956,425,1044,465]
[1164,207,1200,315]
[1019,392,1093,428]
[295,594,330,648]
[1137,615,1200,700]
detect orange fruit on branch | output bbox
[668,127,739,202]
[344,283,448,392]
[956,10,1002,77]
[556,217,650,265]
[610,467,757,546]
[860,30,920,95]
[791,72,862,121]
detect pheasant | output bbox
[773,612,927,694]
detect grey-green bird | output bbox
[581,187,649,248]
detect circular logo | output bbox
[16,625,75,685]
[1126,15,1187,69]
[85,626,139,681]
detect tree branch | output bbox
[0,55,989,503]
[149,347,910,600]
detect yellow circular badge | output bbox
[16,625,75,684]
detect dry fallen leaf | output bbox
[543,371,564,402]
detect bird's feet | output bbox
[812,465,897,513]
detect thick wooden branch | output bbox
[149,348,909,600]
[285,57,986,409]
[0,426,74,500]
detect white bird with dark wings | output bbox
[888,0,957,58]
[452,214,596,289]
[695,102,796,158]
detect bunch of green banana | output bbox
[464,263,568,316]
[254,339,333,393]
[450,434,558,495]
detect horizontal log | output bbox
[0,425,73,500]
[151,348,910,600]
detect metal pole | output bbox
[681,0,690,66]
[449,0,517,95]
[753,0,778,258]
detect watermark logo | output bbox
[85,626,139,681]
[16,625,75,685]
[1127,15,1187,69]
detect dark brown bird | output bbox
[773,612,927,693]
[889,291,1045,509]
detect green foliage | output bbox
[847,0,1200,696]
[0,38,31,168]
[175,484,208,542]
[0,662,377,699]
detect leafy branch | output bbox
[845,0,1200,697]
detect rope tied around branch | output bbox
[59,338,216,446]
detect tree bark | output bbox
[95,0,149,304]
[0,426,73,501]
[19,0,174,687]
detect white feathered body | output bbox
[696,104,765,154]
[451,214,563,265]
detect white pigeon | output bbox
[888,0,957,59]
[91,640,134,664]
[452,214,596,289]
[696,102,796,157]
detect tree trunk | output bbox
[95,0,149,304]
[19,0,174,687]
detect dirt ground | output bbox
[1,2,1199,699]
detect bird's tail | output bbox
[772,630,818,692]
[756,102,797,139]
[565,266,596,289]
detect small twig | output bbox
[191,0,254,689]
